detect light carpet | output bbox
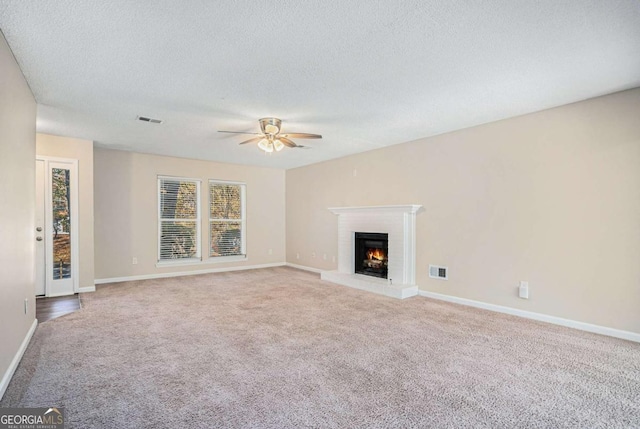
[2,267,639,428]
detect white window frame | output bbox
[209,180,247,262]
[157,175,202,266]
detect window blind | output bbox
[209,182,245,257]
[158,178,201,261]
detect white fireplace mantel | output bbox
[328,205,423,215]
[321,204,423,299]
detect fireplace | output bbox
[322,205,422,299]
[354,232,388,279]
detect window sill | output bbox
[156,255,247,268]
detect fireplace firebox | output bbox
[354,232,388,279]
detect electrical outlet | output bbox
[519,281,529,299]
[132,257,138,265]
[353,169,357,177]
[296,253,300,260]
[268,249,273,255]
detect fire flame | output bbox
[366,248,386,261]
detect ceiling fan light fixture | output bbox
[273,139,285,151]
[258,138,273,153]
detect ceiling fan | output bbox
[218,118,322,153]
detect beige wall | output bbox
[36,133,95,290]
[94,149,286,279]
[0,31,37,396]
[286,88,640,334]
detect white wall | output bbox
[286,88,640,334]
[0,31,37,397]
[94,148,286,280]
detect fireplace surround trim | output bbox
[321,204,423,299]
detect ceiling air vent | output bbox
[136,116,163,124]
[429,265,448,280]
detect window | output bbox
[158,177,201,262]
[209,181,246,258]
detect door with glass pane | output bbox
[36,157,79,297]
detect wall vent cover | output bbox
[429,265,448,280]
[136,116,163,124]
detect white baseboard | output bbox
[285,263,323,274]
[94,262,287,285]
[418,290,640,343]
[0,319,37,400]
[78,286,96,293]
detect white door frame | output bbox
[35,159,46,296]
[37,155,79,296]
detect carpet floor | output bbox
[2,267,639,428]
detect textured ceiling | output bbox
[1,1,639,169]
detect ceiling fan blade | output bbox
[279,137,298,148]
[238,137,263,145]
[282,133,322,139]
[294,145,311,149]
[218,130,262,135]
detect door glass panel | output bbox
[52,168,71,279]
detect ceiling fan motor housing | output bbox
[259,117,282,135]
